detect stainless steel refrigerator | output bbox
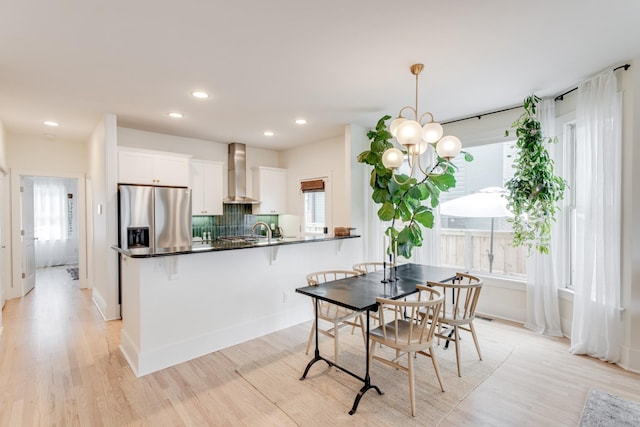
[118,185,192,254]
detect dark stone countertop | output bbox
[112,234,360,258]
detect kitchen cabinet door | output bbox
[118,148,190,186]
[153,155,189,187]
[252,167,287,214]
[190,160,224,215]
[118,149,155,185]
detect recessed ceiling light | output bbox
[192,91,209,99]
[168,112,184,118]
[264,131,274,136]
[295,119,307,125]
[44,121,59,127]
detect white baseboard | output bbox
[620,345,640,374]
[119,330,140,377]
[476,311,524,325]
[91,289,121,321]
[91,290,108,321]
[124,306,310,377]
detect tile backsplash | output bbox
[192,204,278,239]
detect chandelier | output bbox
[382,63,462,184]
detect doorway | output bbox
[9,170,87,299]
[30,176,79,268]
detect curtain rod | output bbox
[441,63,631,125]
[554,63,630,101]
[442,105,523,125]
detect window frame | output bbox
[557,114,577,290]
[300,177,330,236]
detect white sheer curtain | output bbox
[411,210,441,266]
[524,99,562,336]
[33,177,68,267]
[411,148,442,266]
[363,166,386,262]
[570,70,622,362]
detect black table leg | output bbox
[349,309,383,415]
[299,304,383,414]
[301,298,332,379]
[443,327,456,349]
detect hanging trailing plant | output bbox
[357,115,472,258]
[505,95,567,254]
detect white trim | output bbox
[91,289,120,321]
[119,330,141,377]
[117,145,192,158]
[475,274,525,290]
[558,287,574,302]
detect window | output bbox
[33,177,68,241]
[301,179,326,234]
[561,122,577,289]
[438,141,527,278]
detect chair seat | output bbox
[318,304,360,323]
[370,320,428,352]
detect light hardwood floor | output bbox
[1,266,639,426]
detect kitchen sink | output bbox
[189,236,286,252]
[218,235,281,245]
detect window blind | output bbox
[300,179,325,192]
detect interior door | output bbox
[21,177,36,295]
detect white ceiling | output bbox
[2,1,640,151]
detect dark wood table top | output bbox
[295,263,460,312]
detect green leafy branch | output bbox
[357,115,472,258]
[504,95,567,254]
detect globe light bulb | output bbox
[389,118,406,137]
[436,135,462,159]
[395,120,423,146]
[408,141,429,155]
[382,148,404,169]
[422,122,444,143]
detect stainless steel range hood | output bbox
[223,142,261,204]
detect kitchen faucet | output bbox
[251,221,272,244]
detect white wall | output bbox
[280,135,350,234]
[0,120,6,331]
[116,127,280,198]
[347,124,370,259]
[6,133,87,173]
[443,107,524,149]
[88,115,119,320]
[620,59,640,372]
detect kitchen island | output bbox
[114,235,361,376]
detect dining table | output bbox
[295,263,460,415]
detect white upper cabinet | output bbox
[118,147,190,187]
[252,166,287,214]
[190,160,224,216]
